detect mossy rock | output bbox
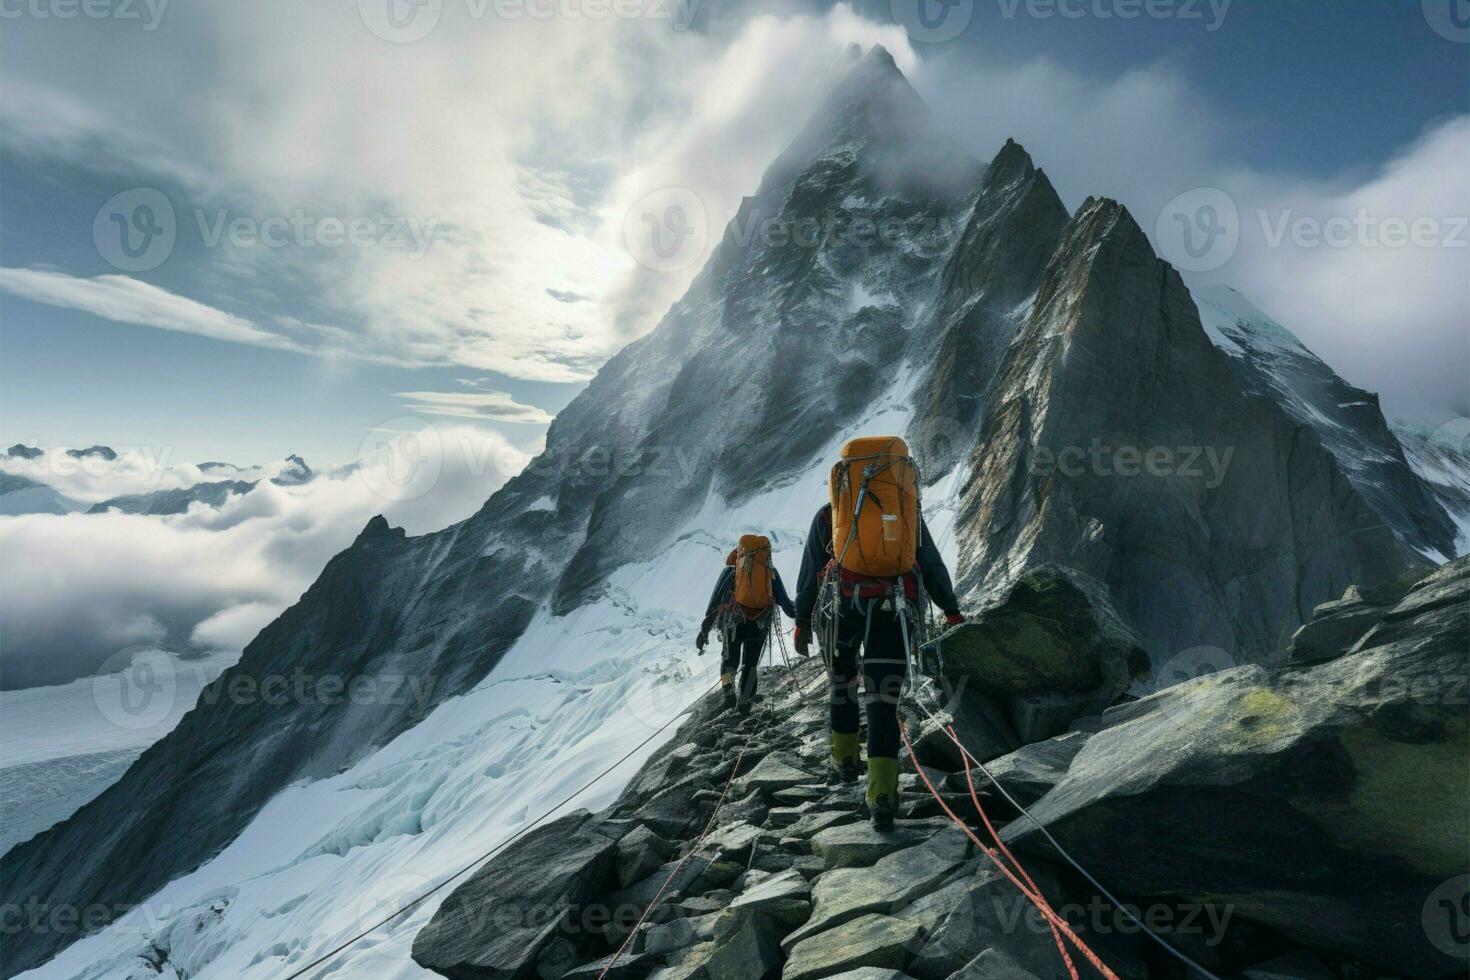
[936,564,1146,698]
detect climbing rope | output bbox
[597,659,819,978]
[596,741,750,979]
[905,688,1227,980]
[898,720,1116,980]
[280,678,724,980]
[943,722,1078,978]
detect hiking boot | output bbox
[721,687,736,709]
[866,756,900,831]
[736,698,752,716]
[827,757,861,785]
[869,793,897,832]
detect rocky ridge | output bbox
[413,557,1469,980]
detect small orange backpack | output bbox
[733,534,775,612]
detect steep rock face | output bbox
[953,197,1421,663]
[1393,416,1470,555]
[908,139,1070,478]
[1195,286,1461,561]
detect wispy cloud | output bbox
[393,389,554,424]
[0,268,297,350]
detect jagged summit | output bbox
[755,43,974,201]
[985,136,1039,185]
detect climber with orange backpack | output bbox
[697,535,797,715]
[793,436,964,830]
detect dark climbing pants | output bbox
[829,598,911,759]
[720,616,768,702]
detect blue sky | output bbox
[2,0,1466,465]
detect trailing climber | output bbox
[697,535,797,715]
[793,436,964,831]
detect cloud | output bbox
[0,268,296,350]
[393,390,555,424]
[0,425,530,689]
[3,4,1462,412]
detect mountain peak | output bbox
[987,137,1037,185]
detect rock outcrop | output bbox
[1002,555,1470,978]
[931,565,1147,742]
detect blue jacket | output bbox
[793,504,961,626]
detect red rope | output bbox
[899,721,1119,980]
[947,724,1076,978]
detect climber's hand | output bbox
[944,611,966,627]
[696,631,708,654]
[794,626,810,657]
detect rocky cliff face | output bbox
[4,46,1456,980]
[409,558,1468,980]
[951,197,1421,664]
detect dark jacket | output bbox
[793,503,960,626]
[699,564,797,635]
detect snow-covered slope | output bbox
[1391,415,1470,555]
[1194,284,1461,562]
[2,47,1427,980]
[0,651,235,856]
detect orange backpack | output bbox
[732,534,774,612]
[829,436,920,579]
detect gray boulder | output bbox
[782,828,970,949]
[733,755,817,799]
[1285,571,1426,664]
[931,566,1146,742]
[410,810,620,980]
[617,825,677,888]
[1002,555,1470,979]
[810,821,939,870]
[782,912,922,980]
[906,682,1020,769]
